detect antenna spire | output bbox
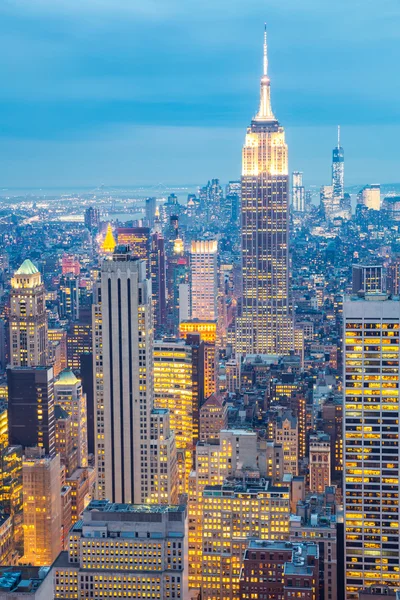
[263,23,268,76]
[338,125,341,148]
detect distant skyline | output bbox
[1,0,400,188]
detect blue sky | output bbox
[1,0,400,188]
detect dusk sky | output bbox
[1,0,400,189]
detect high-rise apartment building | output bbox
[190,240,218,321]
[9,260,47,367]
[292,171,305,212]
[54,370,88,468]
[332,126,344,199]
[52,500,187,600]
[344,295,400,598]
[239,28,293,354]
[22,448,62,566]
[7,366,55,457]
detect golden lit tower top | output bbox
[101,223,116,254]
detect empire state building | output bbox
[238,27,293,355]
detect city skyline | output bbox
[1,0,400,188]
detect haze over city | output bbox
[1,0,400,188]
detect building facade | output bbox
[343,295,400,598]
[52,501,187,600]
[239,28,293,355]
[9,260,47,368]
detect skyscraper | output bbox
[332,125,344,199]
[21,448,62,566]
[292,171,305,212]
[54,370,88,468]
[7,366,55,457]
[94,254,153,504]
[9,260,47,367]
[239,27,293,355]
[190,240,218,321]
[93,251,177,505]
[343,295,400,598]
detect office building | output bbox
[344,295,400,598]
[58,274,79,321]
[52,500,187,600]
[200,479,290,599]
[199,393,228,442]
[387,256,400,296]
[309,431,331,493]
[94,252,177,505]
[166,236,190,333]
[358,184,381,211]
[55,405,78,477]
[239,28,293,355]
[352,264,384,294]
[239,540,319,600]
[47,328,67,374]
[54,370,88,468]
[190,240,218,321]
[145,196,157,227]
[154,337,204,492]
[93,254,153,503]
[188,430,259,590]
[61,254,80,276]
[179,319,217,398]
[84,206,100,230]
[116,227,150,266]
[66,320,92,371]
[292,171,306,212]
[274,411,298,476]
[321,185,341,219]
[22,448,62,566]
[9,260,47,368]
[150,231,167,334]
[332,126,344,199]
[7,367,55,457]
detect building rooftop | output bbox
[55,369,80,386]
[15,259,39,276]
[84,500,186,514]
[0,567,50,594]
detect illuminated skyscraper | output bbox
[9,260,47,367]
[7,366,55,457]
[239,27,293,354]
[332,125,344,199]
[93,252,177,504]
[94,254,153,503]
[292,171,305,212]
[343,295,400,599]
[54,370,88,468]
[190,240,218,321]
[22,447,62,566]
